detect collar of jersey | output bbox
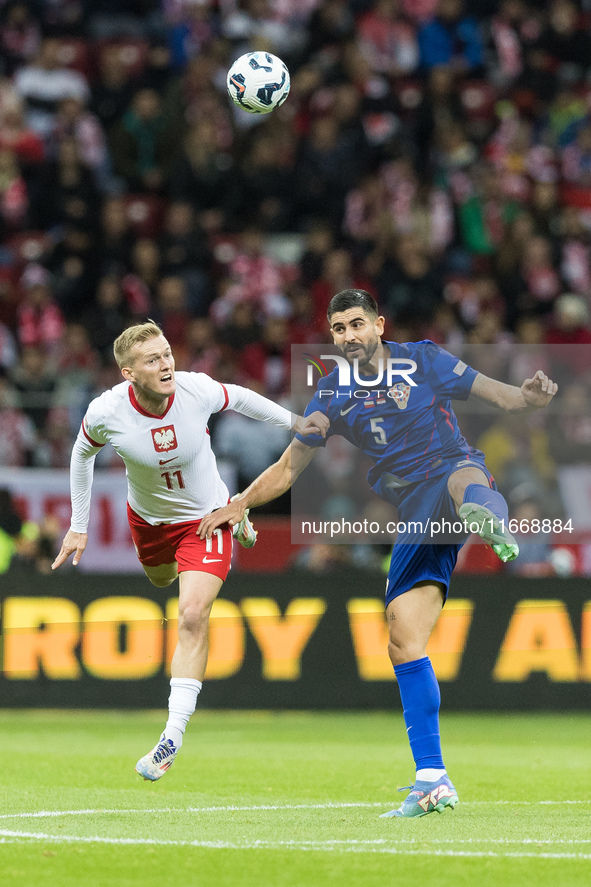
[128,384,175,419]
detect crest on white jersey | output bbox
[388,383,411,410]
[151,424,177,452]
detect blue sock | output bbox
[463,483,508,525]
[394,656,444,771]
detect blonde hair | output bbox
[113,320,164,369]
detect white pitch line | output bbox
[1,830,591,860]
[0,799,589,822]
[185,800,591,811]
[189,802,386,812]
[0,808,179,821]
[3,829,591,847]
[0,803,384,821]
[1,799,590,861]
[479,800,591,806]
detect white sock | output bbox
[163,678,202,749]
[416,768,447,782]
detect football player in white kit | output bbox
[52,320,324,780]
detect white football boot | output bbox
[135,734,178,782]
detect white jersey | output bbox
[70,372,293,531]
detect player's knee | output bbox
[388,637,423,667]
[178,600,212,639]
[388,638,404,666]
[148,575,176,588]
[143,564,178,587]
[448,467,489,508]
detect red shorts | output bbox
[127,504,233,580]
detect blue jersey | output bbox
[296,340,482,488]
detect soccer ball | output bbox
[226,51,290,115]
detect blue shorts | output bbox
[372,457,495,607]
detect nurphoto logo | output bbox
[305,354,417,398]
[305,354,417,388]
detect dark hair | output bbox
[327,289,379,321]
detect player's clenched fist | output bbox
[293,411,330,438]
[51,529,88,569]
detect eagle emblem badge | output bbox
[151,425,177,452]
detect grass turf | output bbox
[0,710,589,887]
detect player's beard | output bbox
[342,338,379,369]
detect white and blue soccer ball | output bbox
[226,51,290,115]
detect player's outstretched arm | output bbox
[51,529,88,569]
[220,384,310,433]
[222,383,329,437]
[199,439,317,538]
[470,370,558,412]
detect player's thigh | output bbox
[386,582,444,655]
[175,522,233,578]
[143,561,178,587]
[177,570,224,627]
[447,466,490,511]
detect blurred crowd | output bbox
[0,486,59,573]
[0,0,590,549]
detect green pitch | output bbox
[1,710,590,887]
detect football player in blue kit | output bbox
[200,289,557,818]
